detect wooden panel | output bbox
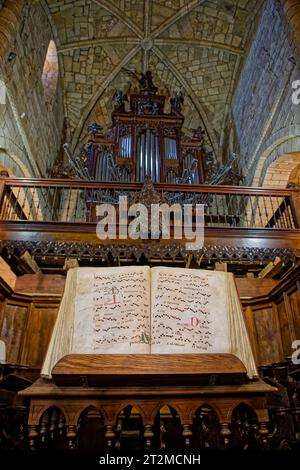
[253,306,283,365]
[20,306,58,367]
[0,302,28,363]
[52,354,247,386]
[289,287,300,338]
[236,278,277,298]
[276,300,292,357]
[15,274,65,295]
[0,268,299,371]
[243,306,259,365]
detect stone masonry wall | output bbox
[0,94,33,177]
[232,0,300,186]
[0,1,64,176]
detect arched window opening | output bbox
[41,40,59,108]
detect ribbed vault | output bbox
[45,0,263,156]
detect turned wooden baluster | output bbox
[114,418,122,449]
[258,422,270,449]
[58,412,65,436]
[105,425,116,449]
[39,411,49,444]
[144,424,154,449]
[66,425,77,450]
[49,408,59,439]
[28,425,39,450]
[159,422,166,449]
[220,422,231,447]
[182,424,193,447]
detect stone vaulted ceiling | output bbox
[45,0,263,156]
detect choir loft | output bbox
[0,0,300,455]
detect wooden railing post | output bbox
[0,178,6,219]
[144,424,155,449]
[0,176,299,232]
[291,190,300,228]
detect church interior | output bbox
[1,0,300,454]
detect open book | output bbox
[41,266,258,379]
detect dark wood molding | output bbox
[0,176,298,196]
[0,238,299,265]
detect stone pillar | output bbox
[282,0,300,57]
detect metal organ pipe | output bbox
[145,129,149,179]
[141,133,145,182]
[119,135,132,159]
[157,136,160,182]
[148,131,151,178]
[164,138,177,160]
[136,130,161,182]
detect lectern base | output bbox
[20,354,276,450]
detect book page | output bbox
[150,267,230,354]
[72,266,151,354]
[41,268,78,378]
[226,273,258,378]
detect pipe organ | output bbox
[85,72,210,184]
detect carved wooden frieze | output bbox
[0,240,299,265]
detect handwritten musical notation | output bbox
[72,266,228,356]
[151,270,215,353]
[90,269,150,353]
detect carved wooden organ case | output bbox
[85,77,210,185]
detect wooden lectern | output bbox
[20,354,276,450]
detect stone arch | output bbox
[251,126,300,187]
[0,100,41,177]
[41,40,59,109]
[282,0,300,56]
[0,148,32,177]
[262,152,300,189]
[0,0,24,61]
[288,163,300,187]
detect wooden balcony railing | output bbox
[0,177,300,266]
[0,177,299,230]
